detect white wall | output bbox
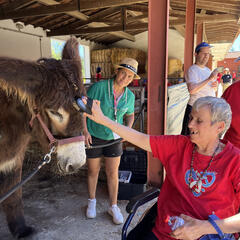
[0,20,107,79]
[0,20,105,61]
[168,29,185,62]
[0,20,50,60]
[111,29,185,62]
[111,31,148,52]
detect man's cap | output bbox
[195,42,213,53]
[114,58,140,79]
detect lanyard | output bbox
[108,80,127,121]
[113,89,118,121]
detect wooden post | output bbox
[197,23,203,45]
[147,0,169,187]
[184,0,196,74]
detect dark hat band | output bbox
[119,64,137,74]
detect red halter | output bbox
[30,112,85,147]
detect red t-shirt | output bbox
[222,81,240,149]
[150,135,240,240]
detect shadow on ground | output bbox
[0,174,155,240]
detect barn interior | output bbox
[0,0,240,239]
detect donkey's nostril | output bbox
[67,164,75,173]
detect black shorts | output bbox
[86,136,123,158]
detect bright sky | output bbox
[229,34,240,52]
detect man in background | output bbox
[181,42,218,135]
[221,68,232,93]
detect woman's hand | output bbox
[210,80,218,88]
[83,128,92,148]
[170,214,209,240]
[84,99,106,125]
[209,69,218,80]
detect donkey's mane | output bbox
[34,58,84,109]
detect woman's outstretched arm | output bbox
[85,100,151,152]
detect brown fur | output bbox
[0,37,86,238]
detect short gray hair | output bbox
[192,96,232,138]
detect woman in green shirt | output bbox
[84,58,140,224]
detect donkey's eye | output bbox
[49,110,63,121]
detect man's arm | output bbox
[85,101,151,152]
[187,69,218,94]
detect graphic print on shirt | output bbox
[185,169,216,197]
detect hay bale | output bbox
[168,58,183,77]
[91,48,147,76]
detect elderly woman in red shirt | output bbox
[85,96,240,240]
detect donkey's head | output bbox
[0,37,87,174]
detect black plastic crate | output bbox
[119,150,147,174]
[118,173,147,200]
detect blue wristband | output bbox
[208,215,224,238]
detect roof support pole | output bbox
[207,54,213,70]
[197,23,203,45]
[184,0,196,74]
[147,0,169,187]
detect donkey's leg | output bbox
[0,159,35,238]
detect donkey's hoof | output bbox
[16,226,35,239]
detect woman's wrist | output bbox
[203,220,218,234]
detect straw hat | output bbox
[114,58,140,79]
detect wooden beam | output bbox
[197,23,203,44]
[171,0,240,15]
[47,23,148,35]
[128,13,148,23]
[37,0,88,20]
[0,3,78,20]
[197,1,240,15]
[48,7,121,34]
[174,25,185,37]
[126,5,148,12]
[197,14,238,23]
[36,1,134,41]
[121,8,127,31]
[169,6,185,39]
[203,23,208,42]
[3,0,35,11]
[127,9,148,24]
[170,14,238,26]
[80,0,148,11]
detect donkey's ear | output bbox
[0,57,43,97]
[61,37,85,96]
[62,37,80,61]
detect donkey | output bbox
[0,37,87,238]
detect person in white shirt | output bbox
[181,42,218,135]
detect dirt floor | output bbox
[0,172,155,240]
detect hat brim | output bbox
[114,64,141,79]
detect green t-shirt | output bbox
[87,79,135,140]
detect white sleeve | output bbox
[186,68,199,83]
[186,67,198,84]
